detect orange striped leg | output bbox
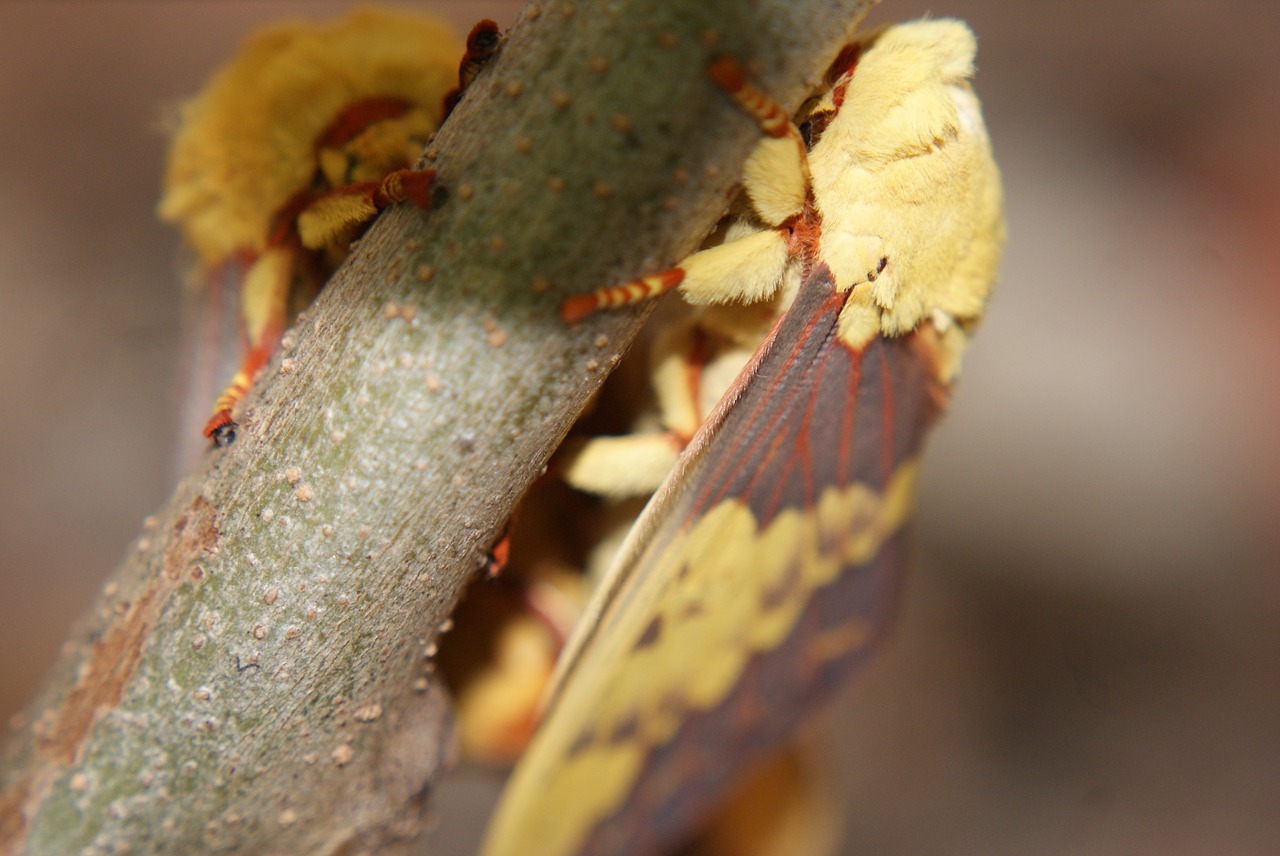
[297,169,435,252]
[559,58,804,325]
[202,248,292,446]
[709,56,810,223]
[203,344,276,445]
[202,301,287,445]
[707,57,794,140]
[561,268,686,324]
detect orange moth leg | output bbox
[206,167,434,443]
[202,352,269,445]
[201,248,293,444]
[706,57,792,139]
[560,268,685,324]
[297,168,435,251]
[484,529,513,579]
[559,55,807,324]
[708,56,809,226]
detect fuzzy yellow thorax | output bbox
[810,20,1004,368]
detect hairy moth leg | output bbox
[706,56,810,229]
[560,433,686,499]
[559,57,809,495]
[296,168,435,251]
[560,56,808,324]
[202,249,293,443]
[560,312,757,498]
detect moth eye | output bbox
[800,109,836,149]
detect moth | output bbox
[482,18,1004,856]
[159,5,584,771]
[159,8,465,445]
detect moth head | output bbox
[805,20,1004,377]
[158,8,460,263]
[316,103,437,190]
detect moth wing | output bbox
[481,264,948,856]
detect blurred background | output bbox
[1,2,1276,854]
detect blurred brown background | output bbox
[1,2,1277,854]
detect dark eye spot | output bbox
[800,109,836,149]
[867,257,888,281]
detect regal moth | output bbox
[481,18,1004,856]
[155,4,577,772]
[155,5,592,774]
[160,8,502,447]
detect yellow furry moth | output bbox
[482,18,1004,856]
[159,8,462,445]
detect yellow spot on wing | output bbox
[481,462,920,856]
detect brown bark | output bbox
[0,1,877,852]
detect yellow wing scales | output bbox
[487,468,920,855]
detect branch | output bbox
[0,0,877,852]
